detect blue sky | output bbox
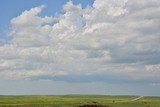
[0,0,160,96]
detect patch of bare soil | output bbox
[79,104,109,107]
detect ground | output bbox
[0,95,159,107]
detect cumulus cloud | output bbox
[0,0,160,83]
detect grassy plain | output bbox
[0,95,159,107]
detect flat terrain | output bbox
[0,95,159,107]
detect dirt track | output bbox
[115,96,144,102]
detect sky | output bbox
[0,0,160,96]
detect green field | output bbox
[0,95,159,107]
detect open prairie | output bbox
[0,95,159,107]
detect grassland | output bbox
[0,95,159,107]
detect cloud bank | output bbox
[0,0,160,83]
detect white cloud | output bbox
[0,0,160,83]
